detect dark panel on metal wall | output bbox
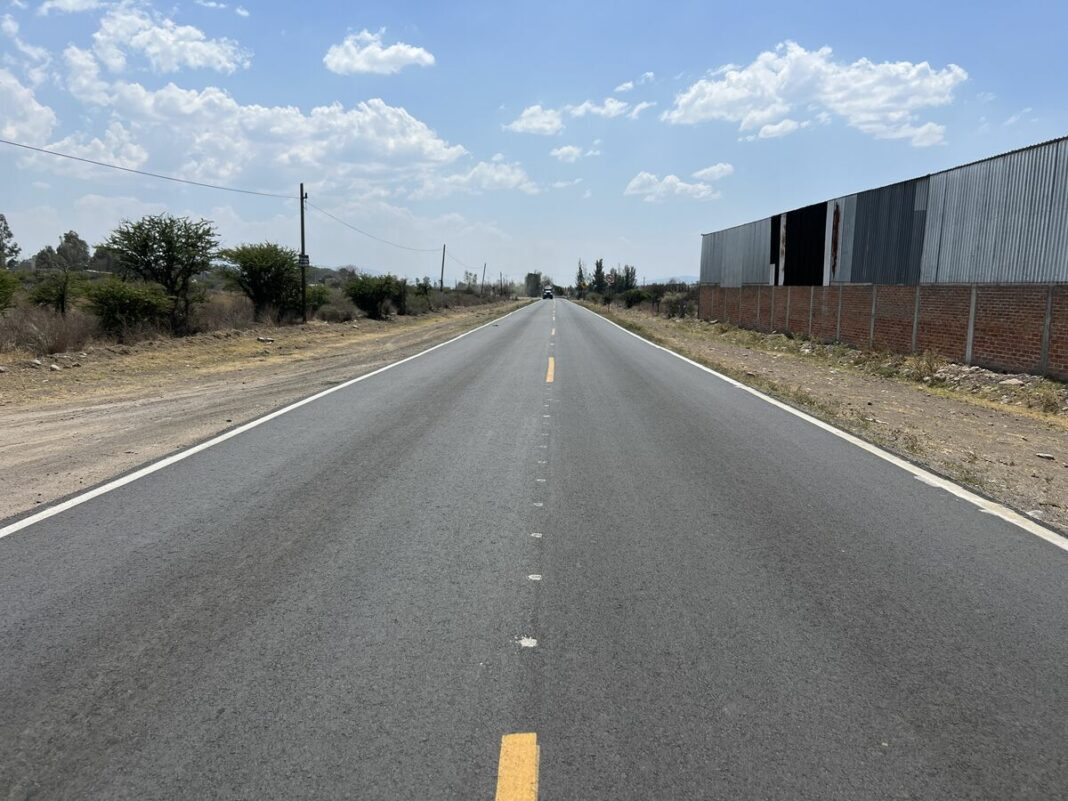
[770,214,781,284]
[851,179,927,284]
[784,203,826,285]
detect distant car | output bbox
[542,288,553,299]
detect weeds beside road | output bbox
[580,302,1068,535]
[0,301,528,521]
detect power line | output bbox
[306,202,441,253]
[2,136,486,269]
[0,137,293,199]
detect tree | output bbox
[0,269,19,311]
[575,259,587,298]
[591,258,607,294]
[31,266,83,315]
[621,264,638,291]
[0,214,20,268]
[87,278,170,341]
[88,245,118,273]
[56,231,90,271]
[218,242,301,322]
[344,274,407,320]
[33,246,60,272]
[524,271,543,297]
[416,276,434,311]
[104,214,218,334]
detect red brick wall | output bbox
[838,285,874,349]
[770,286,787,331]
[915,285,970,362]
[873,286,917,353]
[694,282,1065,379]
[971,286,1047,373]
[811,287,837,342]
[698,285,715,320]
[1049,286,1068,380]
[785,287,810,335]
[739,287,760,328]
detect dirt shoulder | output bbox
[581,303,1068,535]
[0,301,528,522]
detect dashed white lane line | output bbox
[536,478,546,483]
[574,301,1068,555]
[518,637,538,648]
[532,502,544,507]
[0,303,538,541]
[528,574,542,581]
[530,532,543,538]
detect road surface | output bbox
[2,299,1067,800]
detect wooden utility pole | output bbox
[440,244,446,292]
[299,182,308,323]
[481,262,487,296]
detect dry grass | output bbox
[0,306,99,356]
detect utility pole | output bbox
[440,244,446,292]
[480,262,487,296]
[499,271,503,297]
[299,182,309,323]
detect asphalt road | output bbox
[2,299,1067,800]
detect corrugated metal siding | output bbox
[848,178,926,284]
[699,233,717,284]
[922,138,1067,283]
[701,135,1068,286]
[702,218,771,287]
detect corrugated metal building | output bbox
[700,135,1068,286]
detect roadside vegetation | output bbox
[0,212,518,360]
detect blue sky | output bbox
[1,0,1065,284]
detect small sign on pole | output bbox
[299,254,310,268]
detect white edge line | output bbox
[571,301,1068,554]
[0,303,535,540]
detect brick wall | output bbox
[915,286,970,362]
[971,286,1047,373]
[695,282,1067,379]
[873,286,917,353]
[1049,286,1068,379]
[838,285,874,349]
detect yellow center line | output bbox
[495,733,539,801]
[545,357,555,383]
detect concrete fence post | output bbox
[770,285,776,330]
[911,285,921,354]
[836,284,843,342]
[756,286,762,328]
[808,286,814,337]
[1040,284,1054,375]
[869,285,878,349]
[965,284,978,365]
[785,287,792,332]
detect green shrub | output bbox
[306,283,330,314]
[30,269,85,315]
[622,288,649,308]
[660,291,692,318]
[343,274,408,320]
[0,269,19,311]
[217,243,300,322]
[87,279,170,340]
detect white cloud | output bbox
[37,0,99,15]
[691,162,733,181]
[662,41,966,147]
[504,104,563,135]
[323,29,434,75]
[63,45,108,104]
[1,12,51,85]
[1003,107,1032,126]
[624,171,720,203]
[615,71,654,93]
[977,91,995,103]
[552,178,582,189]
[567,97,629,118]
[758,118,803,138]
[234,6,249,17]
[627,101,656,119]
[0,67,55,143]
[411,159,538,199]
[549,144,599,163]
[92,7,251,74]
[38,121,148,177]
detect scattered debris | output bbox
[256,336,275,343]
[49,364,61,372]
[1036,453,1055,461]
